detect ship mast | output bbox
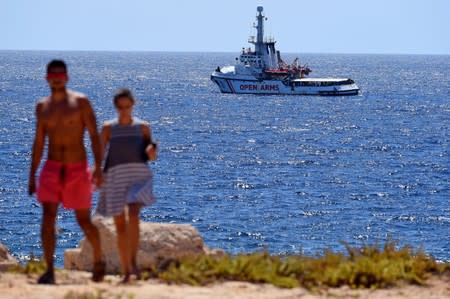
[255,6,264,56]
[250,6,277,70]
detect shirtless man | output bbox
[28,59,105,284]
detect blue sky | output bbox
[1,0,449,55]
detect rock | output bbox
[64,217,214,274]
[0,243,19,272]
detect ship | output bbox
[210,6,360,96]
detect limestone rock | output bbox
[64,217,210,273]
[0,243,18,272]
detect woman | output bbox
[96,88,157,282]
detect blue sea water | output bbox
[0,51,449,267]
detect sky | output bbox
[1,0,450,55]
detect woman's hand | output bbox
[146,143,158,161]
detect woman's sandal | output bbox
[121,273,131,284]
[120,268,141,284]
[92,261,106,282]
[132,266,142,280]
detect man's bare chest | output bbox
[42,104,83,130]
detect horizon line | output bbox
[1,49,449,56]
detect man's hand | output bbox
[28,176,36,196]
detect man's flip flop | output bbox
[92,261,105,282]
[37,271,55,284]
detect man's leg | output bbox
[38,202,58,284]
[74,209,104,282]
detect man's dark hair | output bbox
[113,88,135,106]
[47,59,67,74]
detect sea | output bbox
[0,51,449,267]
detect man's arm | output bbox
[80,97,103,186]
[28,103,46,195]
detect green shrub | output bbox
[7,253,46,275]
[153,241,449,289]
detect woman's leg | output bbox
[128,203,142,276]
[113,212,131,282]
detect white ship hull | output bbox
[210,6,360,96]
[211,71,359,96]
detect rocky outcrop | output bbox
[0,243,18,271]
[64,217,219,274]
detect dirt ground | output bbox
[0,270,449,299]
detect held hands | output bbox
[91,167,104,188]
[146,143,158,161]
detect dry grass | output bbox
[63,290,135,299]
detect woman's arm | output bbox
[141,123,157,160]
[100,123,111,163]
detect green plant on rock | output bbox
[7,253,46,275]
[155,241,449,290]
